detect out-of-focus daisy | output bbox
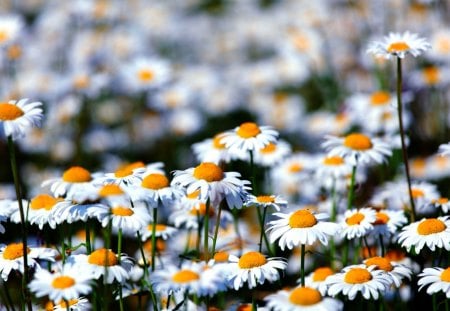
[367,31,431,59]
[429,197,450,213]
[28,264,93,302]
[192,133,234,164]
[397,216,450,253]
[69,248,132,284]
[304,266,335,295]
[48,199,108,224]
[172,162,250,208]
[101,161,147,186]
[245,194,288,211]
[363,256,412,288]
[0,98,43,140]
[265,286,343,311]
[0,15,23,46]
[226,251,287,289]
[254,140,292,167]
[169,202,233,230]
[138,223,178,241]
[326,265,391,300]
[418,266,450,298]
[410,65,450,88]
[220,122,279,156]
[0,243,57,281]
[428,29,450,61]
[122,57,171,92]
[315,155,352,180]
[369,209,408,238]
[438,142,450,157]
[267,209,338,250]
[339,208,376,239]
[322,133,392,165]
[150,261,226,297]
[409,182,440,213]
[52,297,91,311]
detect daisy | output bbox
[253,140,292,167]
[0,243,57,281]
[171,162,250,208]
[169,202,233,230]
[28,264,93,302]
[429,197,450,213]
[122,57,171,91]
[322,133,392,166]
[52,297,91,311]
[49,200,109,224]
[0,15,23,46]
[369,209,408,238]
[0,98,43,140]
[226,251,287,290]
[409,182,440,213]
[397,216,450,253]
[245,194,288,211]
[220,122,279,156]
[101,161,147,186]
[363,256,412,288]
[265,286,344,311]
[304,266,335,296]
[339,208,377,240]
[418,266,450,298]
[267,209,338,250]
[138,223,178,241]
[438,142,450,157]
[367,31,431,59]
[326,265,391,300]
[192,133,234,164]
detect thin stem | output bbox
[151,207,158,271]
[300,244,306,287]
[204,199,210,261]
[363,236,372,258]
[117,228,123,263]
[64,299,70,311]
[255,205,272,255]
[211,202,223,255]
[232,209,242,256]
[85,221,92,254]
[346,164,357,210]
[396,57,416,222]
[432,293,437,311]
[184,229,191,254]
[119,286,124,311]
[7,137,32,311]
[3,283,14,311]
[249,150,258,195]
[196,211,202,258]
[252,296,257,311]
[379,234,385,257]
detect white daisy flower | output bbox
[322,133,392,166]
[192,133,235,164]
[418,266,450,298]
[429,197,450,214]
[303,266,336,296]
[409,182,440,213]
[339,208,377,240]
[267,209,338,250]
[28,264,93,302]
[265,286,343,311]
[49,200,108,224]
[52,297,91,311]
[369,209,408,238]
[171,162,250,209]
[253,140,292,167]
[138,223,178,241]
[169,202,233,230]
[93,202,151,234]
[220,122,279,156]
[326,265,391,300]
[0,15,23,46]
[245,194,288,211]
[122,57,171,92]
[363,256,412,288]
[315,155,352,180]
[226,251,287,290]
[438,143,450,157]
[397,216,450,253]
[0,98,43,140]
[100,161,147,186]
[367,31,431,59]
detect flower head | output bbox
[367,31,431,59]
[0,99,43,140]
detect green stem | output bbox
[119,286,124,311]
[346,164,357,210]
[118,228,123,263]
[353,239,361,264]
[85,221,92,254]
[252,296,257,311]
[184,229,191,254]
[379,234,385,257]
[64,299,70,311]
[7,137,31,311]
[343,240,349,267]
[204,200,210,261]
[151,207,158,271]
[432,293,437,311]
[249,150,258,195]
[256,205,272,255]
[300,244,306,286]
[232,209,243,255]
[211,202,223,255]
[363,236,372,257]
[396,57,416,222]
[196,212,202,258]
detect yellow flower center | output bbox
[289,287,322,306]
[212,134,226,149]
[343,133,373,151]
[387,41,410,53]
[370,91,391,106]
[344,268,372,284]
[0,30,9,43]
[51,276,75,289]
[411,188,425,199]
[289,163,303,173]
[213,251,229,262]
[30,194,61,211]
[62,166,92,183]
[323,156,344,166]
[187,189,201,199]
[256,195,275,203]
[57,299,78,309]
[312,267,334,282]
[73,75,90,89]
[88,248,118,266]
[114,161,145,178]
[236,122,261,138]
[417,218,446,235]
[147,224,166,232]
[172,269,200,283]
[7,45,21,60]
[0,103,24,121]
[143,239,166,253]
[440,267,450,282]
[365,256,393,271]
[3,243,31,260]
[434,197,449,204]
[288,209,317,228]
[260,143,277,154]
[238,251,267,269]
[346,212,365,225]
[111,206,134,216]
[385,249,406,262]
[141,173,169,190]
[99,184,124,197]
[236,305,252,311]
[422,66,440,85]
[189,203,215,217]
[138,69,154,82]
[193,162,224,182]
[373,212,390,225]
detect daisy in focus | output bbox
[363,256,412,288]
[0,98,43,140]
[303,266,335,295]
[339,208,377,240]
[367,31,431,59]
[418,266,450,298]
[245,194,288,211]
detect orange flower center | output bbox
[344,268,372,284]
[238,251,267,269]
[385,249,406,262]
[323,156,344,166]
[434,197,449,204]
[0,103,24,121]
[187,189,201,199]
[288,209,317,228]
[172,269,200,283]
[189,203,215,217]
[289,163,303,173]
[99,184,124,197]
[440,267,450,282]
[212,134,226,149]
[51,276,75,289]
[73,75,90,89]
[138,69,154,82]
[213,251,229,262]
[411,188,425,199]
[141,173,169,190]
[417,218,446,235]
[365,256,393,271]
[236,305,252,311]
[236,122,261,138]
[3,243,31,260]
[30,194,61,211]
[346,212,365,225]
[111,206,134,216]
[193,162,224,182]
[62,166,92,183]
[256,195,275,203]
[289,287,322,306]
[370,91,391,106]
[114,161,145,178]
[387,41,410,53]
[373,212,390,225]
[422,66,440,85]
[88,248,118,266]
[312,267,334,282]
[343,133,373,151]
[57,299,78,309]
[147,224,166,232]
[260,143,277,154]
[7,45,22,60]
[0,31,9,43]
